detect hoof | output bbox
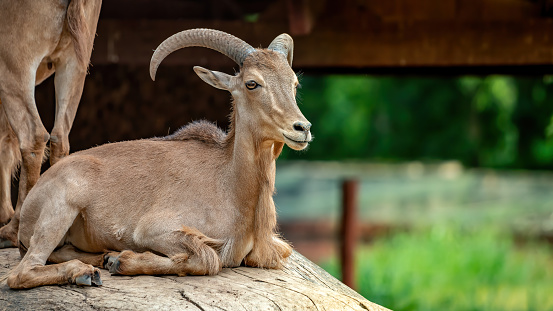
[104,254,121,274]
[75,269,102,286]
[0,239,15,248]
[0,224,17,248]
[92,270,102,286]
[108,258,121,275]
[75,274,92,286]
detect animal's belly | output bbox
[64,202,254,260]
[65,214,142,253]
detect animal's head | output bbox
[150,29,312,151]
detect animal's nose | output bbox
[293,121,311,132]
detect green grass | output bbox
[321,225,553,311]
[275,162,553,310]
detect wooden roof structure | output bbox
[91,0,553,74]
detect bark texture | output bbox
[0,248,389,310]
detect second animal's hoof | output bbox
[0,239,15,248]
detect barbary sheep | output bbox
[7,28,312,289]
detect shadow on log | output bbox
[0,248,389,310]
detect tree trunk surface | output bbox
[0,248,389,310]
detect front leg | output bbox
[50,53,87,166]
[103,250,202,276]
[0,78,49,246]
[244,235,292,269]
[103,225,224,277]
[0,103,20,226]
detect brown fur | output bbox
[7,32,312,289]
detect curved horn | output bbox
[268,33,294,66]
[150,28,255,81]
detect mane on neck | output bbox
[152,120,228,148]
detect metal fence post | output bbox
[341,179,359,289]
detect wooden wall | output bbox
[91,0,553,71]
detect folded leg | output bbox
[105,226,223,277]
[7,197,101,289]
[47,244,106,267]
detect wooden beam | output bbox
[90,19,553,70]
[91,20,279,69]
[98,0,276,20]
[286,0,313,35]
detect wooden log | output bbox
[0,248,389,310]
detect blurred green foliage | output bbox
[322,225,553,311]
[281,75,553,169]
[277,74,553,310]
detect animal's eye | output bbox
[245,80,259,90]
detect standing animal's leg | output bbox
[49,54,87,166]
[104,226,222,276]
[50,0,102,166]
[0,100,21,227]
[7,200,101,289]
[0,79,49,246]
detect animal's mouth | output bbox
[283,134,311,144]
[282,133,312,151]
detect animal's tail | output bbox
[66,0,90,69]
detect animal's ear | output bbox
[193,66,232,91]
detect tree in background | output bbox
[281,75,553,170]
